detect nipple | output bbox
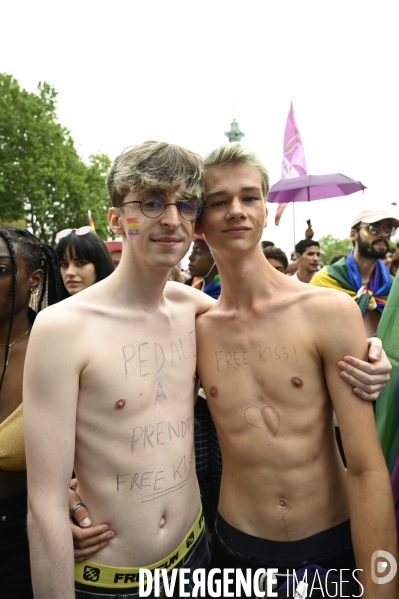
[159,516,166,528]
[115,399,126,409]
[291,377,303,388]
[192,372,196,380]
[209,386,218,398]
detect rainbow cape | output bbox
[310,251,393,315]
[376,273,399,547]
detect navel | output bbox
[115,399,126,409]
[209,386,218,398]
[159,516,166,528]
[279,500,287,508]
[291,377,303,388]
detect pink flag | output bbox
[275,102,307,225]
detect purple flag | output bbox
[275,102,307,225]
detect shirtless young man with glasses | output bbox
[24,142,213,599]
[24,141,392,599]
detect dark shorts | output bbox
[75,528,210,599]
[210,513,359,598]
[0,490,34,599]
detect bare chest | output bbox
[76,312,198,427]
[196,313,325,419]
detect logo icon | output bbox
[186,532,194,548]
[371,550,397,584]
[83,566,100,582]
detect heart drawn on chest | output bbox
[244,406,280,442]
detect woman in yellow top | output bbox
[0,225,62,598]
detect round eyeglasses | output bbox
[121,196,202,221]
[358,223,397,237]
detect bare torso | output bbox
[63,283,201,566]
[196,286,349,541]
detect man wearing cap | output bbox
[311,208,398,336]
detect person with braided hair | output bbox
[0,225,63,598]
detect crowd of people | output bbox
[0,141,398,599]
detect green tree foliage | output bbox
[0,73,111,244]
[318,234,353,265]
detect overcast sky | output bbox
[1,0,398,258]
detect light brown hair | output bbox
[107,141,204,207]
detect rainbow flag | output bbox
[127,217,140,236]
[376,273,399,545]
[88,210,95,232]
[311,252,392,315]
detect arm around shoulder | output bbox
[165,280,215,314]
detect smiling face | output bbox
[199,163,267,257]
[59,249,97,295]
[109,189,196,270]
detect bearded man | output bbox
[311,209,398,336]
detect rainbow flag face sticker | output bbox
[127,218,140,236]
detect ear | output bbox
[349,228,357,243]
[264,206,268,229]
[295,252,301,261]
[29,269,43,291]
[108,207,125,236]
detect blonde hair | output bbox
[203,143,269,199]
[107,141,204,207]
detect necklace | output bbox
[0,328,31,367]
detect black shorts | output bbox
[0,490,33,599]
[210,513,359,598]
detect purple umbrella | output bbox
[268,173,366,204]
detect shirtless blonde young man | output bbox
[193,145,396,597]
[23,142,214,599]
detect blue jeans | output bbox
[75,528,210,598]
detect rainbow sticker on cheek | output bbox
[127,218,140,236]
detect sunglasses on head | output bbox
[56,226,93,239]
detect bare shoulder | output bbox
[303,285,360,320]
[164,281,215,314]
[307,287,367,360]
[32,294,88,333]
[29,293,101,359]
